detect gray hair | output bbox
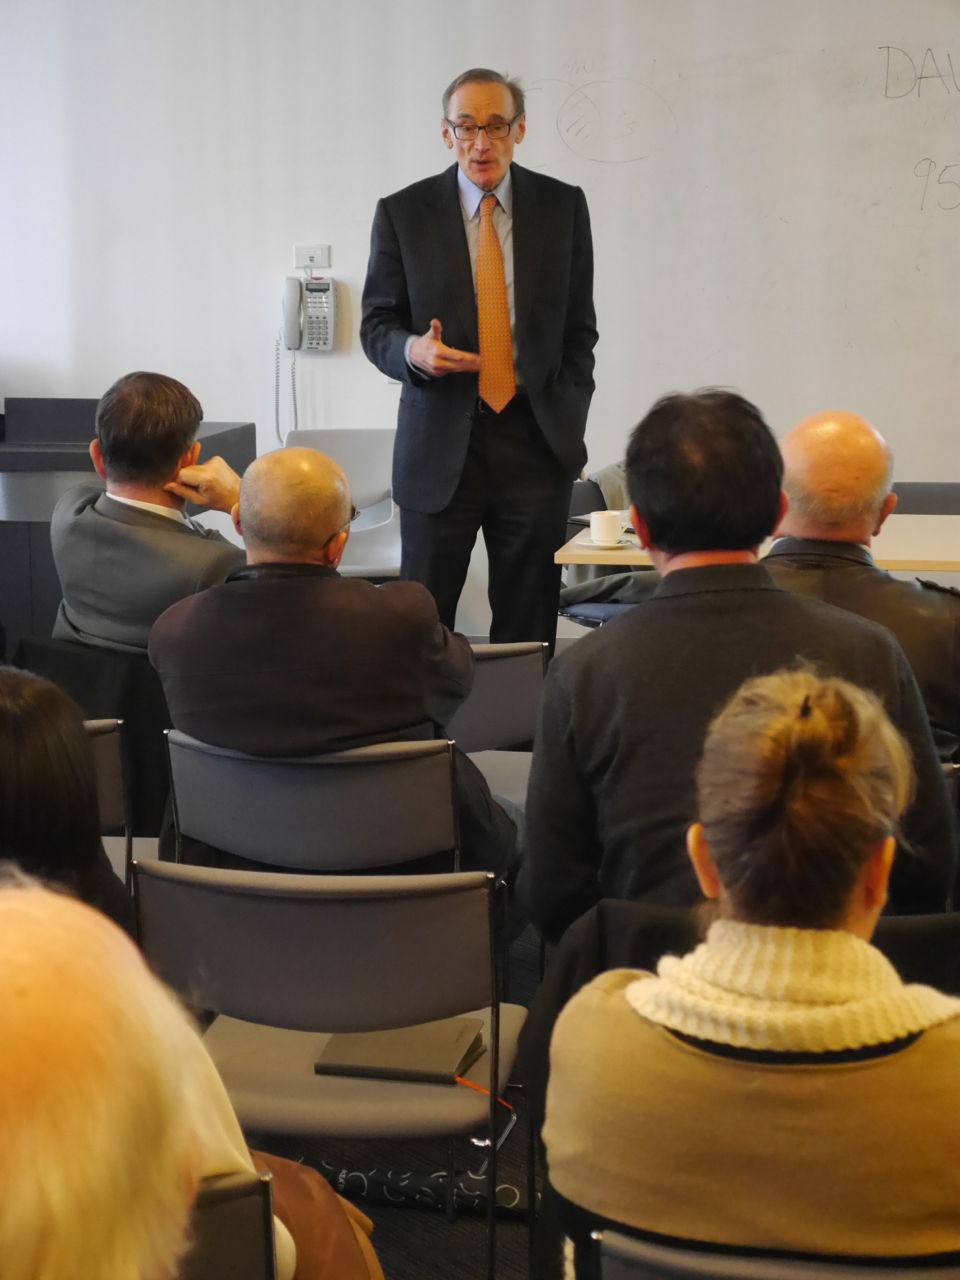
[784,449,894,530]
[443,68,525,118]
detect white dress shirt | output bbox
[107,493,188,523]
[405,165,521,382]
[106,492,211,534]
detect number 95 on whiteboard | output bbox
[283,276,337,351]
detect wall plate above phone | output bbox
[294,244,331,270]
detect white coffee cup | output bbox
[590,509,623,546]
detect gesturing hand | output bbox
[408,319,481,377]
[164,456,242,513]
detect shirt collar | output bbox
[766,536,875,567]
[457,165,512,220]
[225,562,340,584]
[107,493,187,524]
[650,561,782,600]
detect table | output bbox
[555,515,960,573]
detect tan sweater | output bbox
[544,926,960,1257]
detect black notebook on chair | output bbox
[314,1015,485,1086]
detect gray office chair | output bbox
[448,642,548,812]
[166,730,459,870]
[284,427,400,578]
[85,717,133,886]
[134,863,528,1280]
[178,1172,276,1280]
[596,1230,960,1280]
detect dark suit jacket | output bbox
[764,537,960,762]
[51,484,244,652]
[148,563,517,874]
[360,162,598,513]
[518,562,957,942]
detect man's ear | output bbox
[771,489,789,537]
[231,502,242,539]
[89,439,107,480]
[177,440,202,472]
[686,823,723,899]
[323,528,349,570]
[874,490,897,537]
[441,118,454,150]
[629,503,652,549]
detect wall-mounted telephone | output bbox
[283,275,337,351]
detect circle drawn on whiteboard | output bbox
[557,80,676,163]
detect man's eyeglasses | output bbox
[323,505,360,549]
[445,116,520,141]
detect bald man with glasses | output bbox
[361,67,598,649]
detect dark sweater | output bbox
[519,562,956,941]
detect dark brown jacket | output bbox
[764,537,960,762]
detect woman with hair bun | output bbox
[544,668,960,1274]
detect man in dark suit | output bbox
[148,446,518,877]
[519,390,957,943]
[764,410,960,762]
[50,371,244,652]
[360,68,597,648]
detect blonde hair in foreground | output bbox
[0,879,204,1280]
[696,668,914,929]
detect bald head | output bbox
[0,880,204,1279]
[779,411,895,543]
[238,447,352,563]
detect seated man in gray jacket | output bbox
[50,371,245,651]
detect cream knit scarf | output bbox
[625,918,960,1052]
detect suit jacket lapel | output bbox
[425,164,478,350]
[510,163,544,355]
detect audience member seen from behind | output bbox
[518,390,956,943]
[764,409,960,761]
[0,876,384,1280]
[0,665,134,936]
[148,447,519,879]
[51,371,245,652]
[545,669,960,1277]
[0,877,213,1280]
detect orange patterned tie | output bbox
[476,193,516,413]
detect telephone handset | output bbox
[283,275,337,351]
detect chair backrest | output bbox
[134,861,495,1032]
[166,731,458,870]
[84,718,128,834]
[567,477,606,542]
[284,428,395,509]
[597,1231,960,1280]
[446,642,548,753]
[15,637,171,837]
[178,1172,276,1280]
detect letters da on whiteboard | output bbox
[881,47,960,98]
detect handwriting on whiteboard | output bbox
[553,79,676,164]
[881,47,960,97]
[914,159,960,211]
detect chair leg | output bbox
[487,1128,497,1280]
[527,1094,537,1276]
[446,1137,457,1224]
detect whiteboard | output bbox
[1,0,958,486]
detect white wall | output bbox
[3,0,959,630]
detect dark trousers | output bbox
[400,396,572,648]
